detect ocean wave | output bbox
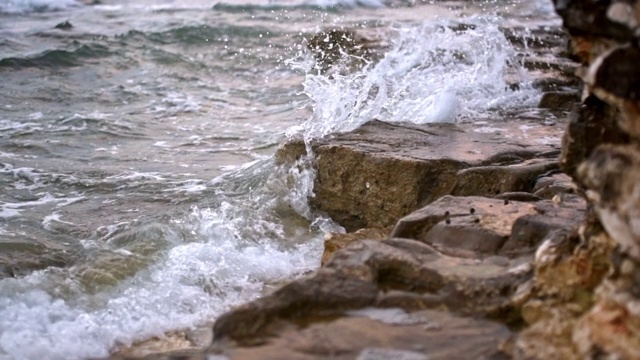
[212,0,392,12]
[0,44,112,69]
[0,0,78,14]
[294,18,540,139]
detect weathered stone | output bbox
[577,144,640,261]
[560,95,628,179]
[322,227,388,266]
[584,45,640,140]
[553,0,638,42]
[391,195,585,258]
[573,249,640,359]
[213,309,511,360]
[538,91,581,111]
[112,327,212,359]
[450,161,559,198]
[532,172,576,199]
[513,222,614,359]
[277,120,564,231]
[213,237,534,344]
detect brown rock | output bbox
[214,309,511,360]
[322,227,388,266]
[277,120,564,231]
[577,144,640,261]
[214,237,534,344]
[390,195,585,257]
[559,95,628,179]
[532,172,576,199]
[538,91,581,111]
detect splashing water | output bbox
[296,19,539,139]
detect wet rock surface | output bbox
[278,120,564,232]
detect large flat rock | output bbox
[277,120,563,231]
[214,308,510,360]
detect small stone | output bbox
[54,21,73,30]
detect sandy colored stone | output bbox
[214,309,510,360]
[277,120,564,231]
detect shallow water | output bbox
[0,0,559,358]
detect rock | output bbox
[538,91,581,111]
[514,225,615,359]
[322,227,388,266]
[553,0,638,42]
[54,21,73,30]
[584,45,640,140]
[559,95,628,179]
[391,195,586,258]
[532,172,576,199]
[213,237,535,345]
[111,327,212,359]
[450,161,559,198]
[213,309,511,360]
[277,120,564,231]
[577,144,640,261]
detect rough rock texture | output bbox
[211,190,587,358]
[391,195,585,258]
[278,120,562,232]
[213,309,510,360]
[322,227,388,265]
[511,0,640,358]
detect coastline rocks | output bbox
[277,120,564,232]
[212,309,510,360]
[391,195,585,258]
[212,238,531,345]
[512,0,640,358]
[322,227,388,265]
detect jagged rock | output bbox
[514,225,614,359]
[212,308,510,360]
[391,195,585,258]
[573,248,640,359]
[553,0,638,42]
[277,120,564,231]
[584,45,640,140]
[559,95,628,179]
[577,144,640,261]
[322,227,388,266]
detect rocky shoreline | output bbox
[115,0,640,359]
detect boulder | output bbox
[391,195,586,258]
[322,227,388,265]
[213,308,510,360]
[213,238,534,345]
[277,120,564,231]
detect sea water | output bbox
[0,0,559,358]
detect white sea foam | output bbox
[0,0,78,14]
[0,157,329,360]
[0,193,84,220]
[294,19,539,139]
